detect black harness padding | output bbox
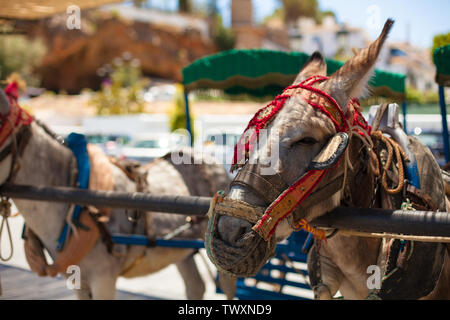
[371,135,447,299]
[377,239,446,299]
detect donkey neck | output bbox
[12,122,76,256]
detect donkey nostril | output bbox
[217,216,253,245]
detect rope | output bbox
[371,130,409,195]
[65,204,78,239]
[0,94,30,262]
[293,219,327,241]
[0,198,13,261]
[337,229,450,243]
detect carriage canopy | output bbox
[434,45,450,87]
[182,49,406,101]
[433,44,450,163]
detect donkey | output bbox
[0,85,235,300]
[205,19,450,299]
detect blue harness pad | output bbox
[404,156,421,189]
[56,133,90,251]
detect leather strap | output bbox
[0,125,31,163]
[370,103,389,132]
[231,164,288,204]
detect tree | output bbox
[89,54,149,115]
[169,84,195,141]
[432,32,450,56]
[132,0,146,8]
[279,0,319,25]
[178,0,192,13]
[212,15,236,52]
[0,35,46,87]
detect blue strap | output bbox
[56,133,90,251]
[301,233,314,254]
[404,155,421,190]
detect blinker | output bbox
[308,132,349,170]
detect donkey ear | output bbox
[324,19,394,108]
[293,51,327,84]
[0,89,10,117]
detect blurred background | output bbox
[1,0,449,166]
[0,0,449,300]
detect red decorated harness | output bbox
[230,75,372,241]
[0,82,33,148]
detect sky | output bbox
[138,0,450,48]
[249,0,450,48]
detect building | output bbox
[231,0,290,50]
[288,16,368,59]
[377,42,438,92]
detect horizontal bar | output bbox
[311,206,450,237]
[2,184,450,238]
[0,183,211,216]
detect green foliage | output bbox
[178,0,192,13]
[213,15,236,52]
[169,84,194,141]
[315,10,336,24]
[270,0,335,26]
[89,54,149,115]
[0,35,46,87]
[406,85,439,104]
[132,0,146,7]
[279,0,319,24]
[263,7,284,24]
[432,32,450,55]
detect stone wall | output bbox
[24,11,217,93]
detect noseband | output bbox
[217,75,372,241]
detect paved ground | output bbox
[0,264,158,300]
[0,214,228,300]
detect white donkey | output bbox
[0,86,234,300]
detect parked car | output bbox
[409,127,447,166]
[120,132,189,163]
[201,130,242,174]
[85,134,131,157]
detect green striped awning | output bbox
[434,45,450,87]
[182,49,406,101]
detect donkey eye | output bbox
[293,137,318,146]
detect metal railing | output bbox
[2,183,450,240]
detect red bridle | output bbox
[0,82,33,148]
[230,75,372,240]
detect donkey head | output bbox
[206,19,394,277]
